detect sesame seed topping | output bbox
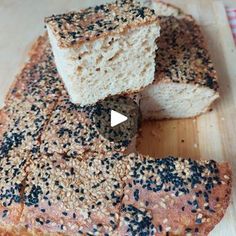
[155,16,218,91]
[45,0,157,48]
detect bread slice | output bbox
[17,154,231,235]
[140,2,219,120]
[45,0,160,106]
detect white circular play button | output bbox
[92,95,140,144]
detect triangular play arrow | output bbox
[111,110,128,127]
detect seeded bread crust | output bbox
[155,15,219,91]
[0,35,50,143]
[0,154,231,236]
[0,110,8,142]
[118,157,231,235]
[40,92,137,158]
[45,0,159,48]
[0,226,63,236]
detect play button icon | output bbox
[92,95,140,144]
[111,110,128,127]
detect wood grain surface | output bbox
[0,0,235,235]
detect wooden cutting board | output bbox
[0,0,235,235]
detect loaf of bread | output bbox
[140,1,219,120]
[45,0,160,106]
[0,38,231,236]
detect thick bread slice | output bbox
[7,155,230,236]
[140,1,219,120]
[45,0,160,105]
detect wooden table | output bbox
[0,0,236,235]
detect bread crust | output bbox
[140,1,219,120]
[154,16,219,92]
[5,34,49,105]
[117,159,231,236]
[45,1,159,48]
[0,110,8,142]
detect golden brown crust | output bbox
[0,225,64,236]
[0,110,8,142]
[204,164,232,235]
[0,225,29,236]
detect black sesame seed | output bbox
[62,211,67,216]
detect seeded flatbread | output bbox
[0,1,231,236]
